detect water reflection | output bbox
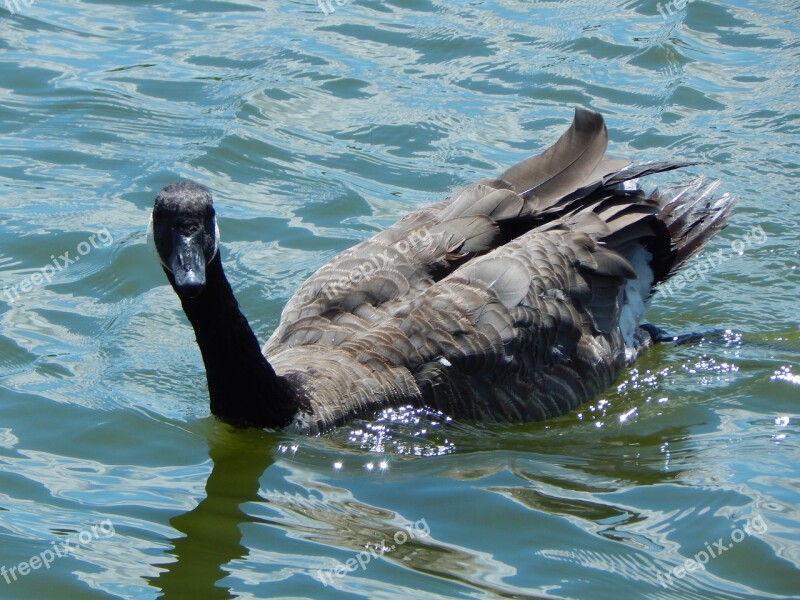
[147,428,275,599]
[140,336,793,599]
[146,422,554,598]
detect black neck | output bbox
[166,254,297,428]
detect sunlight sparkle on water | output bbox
[345,405,457,456]
[619,407,638,423]
[771,366,800,386]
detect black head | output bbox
[150,182,219,298]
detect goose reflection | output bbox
[145,421,554,599]
[147,426,276,599]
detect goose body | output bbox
[151,108,735,434]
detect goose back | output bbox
[260,108,735,433]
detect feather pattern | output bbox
[153,108,737,433]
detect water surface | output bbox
[1,0,799,598]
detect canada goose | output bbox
[150,108,735,434]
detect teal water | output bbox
[1,0,799,598]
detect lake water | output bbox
[1,0,799,598]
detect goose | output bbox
[149,108,735,434]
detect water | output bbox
[1,0,799,598]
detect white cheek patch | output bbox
[212,216,220,260]
[146,212,169,270]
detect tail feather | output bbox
[654,178,737,280]
[501,107,609,211]
[435,108,735,301]
[602,160,702,187]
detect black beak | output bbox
[168,231,207,298]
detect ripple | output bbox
[1,0,799,598]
